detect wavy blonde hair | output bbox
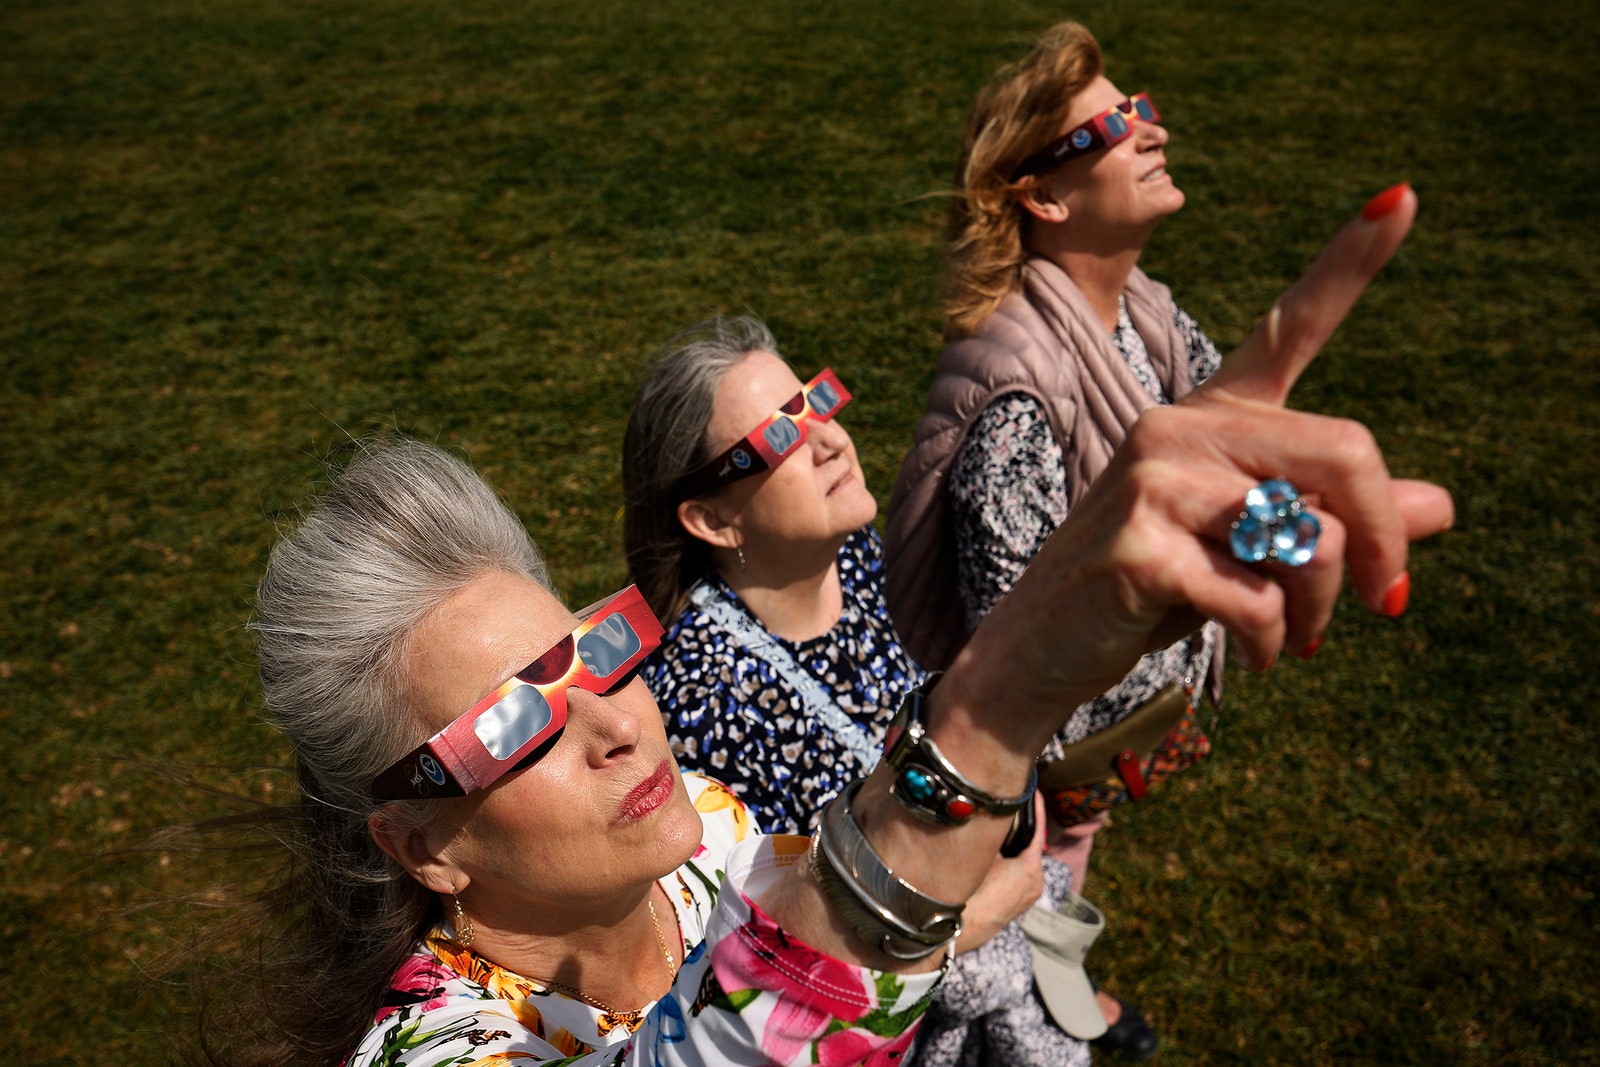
[942,22,1103,338]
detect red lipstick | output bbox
[618,759,675,822]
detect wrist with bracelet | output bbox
[885,672,1037,825]
[808,674,1039,962]
[811,780,965,961]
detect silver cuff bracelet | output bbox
[812,780,965,961]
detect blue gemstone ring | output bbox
[1229,478,1321,566]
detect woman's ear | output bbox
[1018,177,1071,225]
[369,808,462,895]
[677,497,743,550]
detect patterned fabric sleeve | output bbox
[947,393,1066,633]
[947,322,1219,754]
[344,773,942,1067]
[913,857,1090,1067]
[1174,303,1222,386]
[679,833,942,1066]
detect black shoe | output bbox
[1089,998,1159,1062]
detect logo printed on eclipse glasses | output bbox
[1071,128,1093,149]
[420,753,446,785]
[675,368,851,499]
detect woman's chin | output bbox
[653,779,709,865]
[830,482,879,535]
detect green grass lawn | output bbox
[3,0,1596,1062]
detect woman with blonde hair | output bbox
[888,21,1308,1058]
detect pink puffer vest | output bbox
[885,257,1198,672]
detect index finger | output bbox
[1203,183,1417,407]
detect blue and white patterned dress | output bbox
[642,526,924,835]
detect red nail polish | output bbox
[1295,634,1324,660]
[1248,653,1277,673]
[1382,572,1411,617]
[1362,182,1410,221]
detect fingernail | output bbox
[1382,572,1411,617]
[1294,633,1325,660]
[1247,653,1277,673]
[1362,182,1410,221]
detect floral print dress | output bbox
[347,773,940,1067]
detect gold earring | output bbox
[736,544,747,572]
[452,888,476,947]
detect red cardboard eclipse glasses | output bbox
[677,368,851,498]
[370,585,664,800]
[1010,92,1160,181]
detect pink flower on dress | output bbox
[375,952,457,1023]
[711,895,873,1063]
[816,1023,918,1067]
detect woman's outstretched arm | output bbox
[759,184,1453,971]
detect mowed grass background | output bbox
[3,0,1596,1061]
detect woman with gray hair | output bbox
[623,315,1084,1064]
[623,316,916,834]
[193,189,1451,1067]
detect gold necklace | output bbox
[648,897,679,972]
[531,893,680,1029]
